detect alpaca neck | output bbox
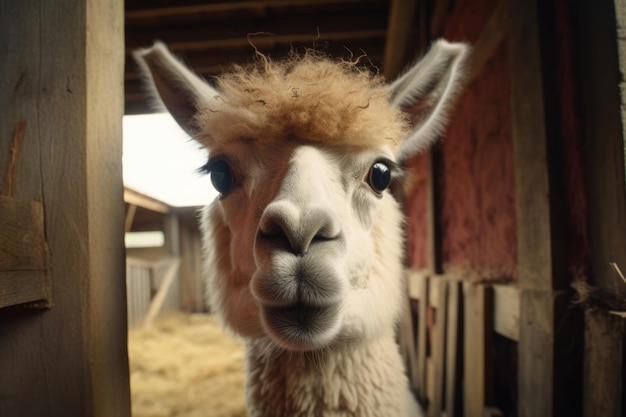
[243,333,416,417]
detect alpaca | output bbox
[135,40,468,417]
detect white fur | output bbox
[135,39,469,417]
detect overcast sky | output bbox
[123,113,218,207]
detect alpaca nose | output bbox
[258,201,341,256]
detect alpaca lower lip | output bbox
[262,303,340,349]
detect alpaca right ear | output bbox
[134,42,220,136]
[389,40,469,161]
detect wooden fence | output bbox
[126,256,181,328]
[400,269,522,417]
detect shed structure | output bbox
[1,1,625,417]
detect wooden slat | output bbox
[463,282,493,417]
[416,274,430,402]
[430,278,448,417]
[407,269,429,300]
[142,258,181,328]
[493,284,520,341]
[0,271,51,308]
[0,197,48,272]
[444,280,462,417]
[583,309,626,417]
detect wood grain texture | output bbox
[0,196,51,308]
[467,0,508,84]
[463,282,494,417]
[507,0,553,291]
[430,278,448,417]
[573,0,626,300]
[383,0,419,80]
[0,0,129,416]
[444,280,462,417]
[583,309,626,417]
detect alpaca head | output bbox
[135,41,468,352]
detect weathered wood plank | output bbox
[493,284,520,341]
[430,278,448,417]
[0,0,130,416]
[142,258,181,329]
[573,0,626,301]
[517,289,554,417]
[383,0,419,80]
[428,0,453,38]
[0,272,51,308]
[0,197,48,272]
[444,280,462,417]
[463,282,493,417]
[416,273,430,402]
[518,290,582,417]
[583,309,626,417]
[507,0,554,291]
[468,0,508,84]
[124,188,169,213]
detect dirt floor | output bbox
[128,312,247,417]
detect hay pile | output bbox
[128,312,247,417]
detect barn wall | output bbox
[439,0,516,280]
[0,1,129,416]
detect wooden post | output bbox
[0,0,129,416]
[508,0,582,416]
[573,0,626,414]
[583,310,626,417]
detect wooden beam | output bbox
[584,309,626,417]
[125,203,137,233]
[429,0,453,38]
[127,29,387,54]
[0,0,130,415]
[467,0,508,84]
[126,0,385,19]
[508,0,555,291]
[383,0,419,80]
[124,188,170,214]
[573,0,626,301]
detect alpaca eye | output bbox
[367,161,392,193]
[206,159,235,194]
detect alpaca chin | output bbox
[260,303,342,351]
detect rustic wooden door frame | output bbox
[0,1,130,416]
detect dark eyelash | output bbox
[197,156,228,175]
[197,161,211,175]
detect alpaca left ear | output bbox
[390,40,470,161]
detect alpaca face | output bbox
[202,140,405,350]
[135,39,468,352]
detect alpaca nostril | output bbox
[259,202,340,256]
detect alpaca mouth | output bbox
[261,303,341,351]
